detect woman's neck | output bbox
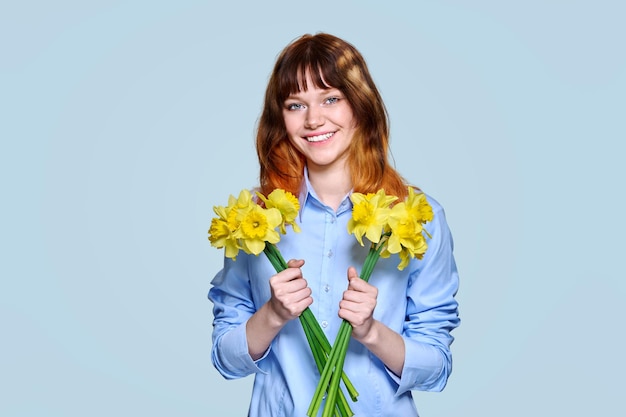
[307,165,352,211]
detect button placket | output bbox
[318,210,338,332]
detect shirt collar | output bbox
[298,166,353,221]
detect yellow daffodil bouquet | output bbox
[308,187,434,417]
[209,189,358,417]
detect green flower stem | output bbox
[322,321,352,417]
[300,309,358,402]
[301,318,352,417]
[306,324,345,416]
[263,244,357,416]
[310,241,386,417]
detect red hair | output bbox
[256,33,410,199]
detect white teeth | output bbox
[306,132,334,142]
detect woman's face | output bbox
[282,75,357,174]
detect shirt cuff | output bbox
[391,336,446,396]
[215,322,270,377]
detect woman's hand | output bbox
[267,259,313,326]
[247,259,312,360]
[338,266,378,342]
[338,266,405,376]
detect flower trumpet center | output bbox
[352,201,375,225]
[241,211,269,239]
[395,218,419,238]
[209,219,230,242]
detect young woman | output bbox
[209,33,460,416]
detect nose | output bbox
[304,106,324,129]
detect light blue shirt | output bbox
[208,176,460,416]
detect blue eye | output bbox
[325,97,339,105]
[286,103,305,111]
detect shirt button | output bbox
[321,320,328,328]
[327,250,333,258]
[324,285,330,293]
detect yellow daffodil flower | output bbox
[347,189,397,246]
[257,189,301,234]
[405,187,434,224]
[386,203,423,250]
[231,189,255,216]
[208,203,240,260]
[234,204,282,256]
[208,189,288,259]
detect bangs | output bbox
[275,48,345,101]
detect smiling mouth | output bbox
[305,132,334,142]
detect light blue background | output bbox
[2,1,624,416]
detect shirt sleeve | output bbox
[393,197,461,395]
[208,257,269,379]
